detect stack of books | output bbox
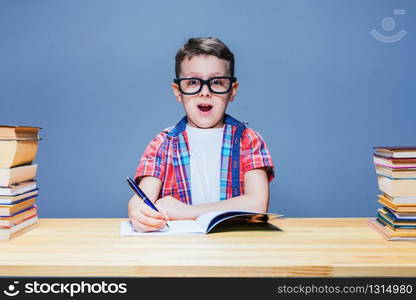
[0,125,41,241]
[369,146,416,241]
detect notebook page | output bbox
[120,220,203,235]
[194,210,233,233]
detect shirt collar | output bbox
[167,114,246,138]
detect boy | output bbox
[128,37,274,232]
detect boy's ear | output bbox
[228,81,239,102]
[171,83,183,103]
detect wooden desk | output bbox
[1,218,415,277]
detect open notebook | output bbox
[120,210,282,235]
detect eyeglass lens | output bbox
[179,78,232,94]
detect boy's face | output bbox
[172,55,238,129]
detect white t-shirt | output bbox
[186,124,224,205]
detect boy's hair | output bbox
[175,37,235,78]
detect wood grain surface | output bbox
[0,218,415,277]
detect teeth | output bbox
[198,104,212,112]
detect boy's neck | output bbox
[186,123,225,129]
[186,123,225,130]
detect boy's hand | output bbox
[129,200,169,233]
[156,196,194,220]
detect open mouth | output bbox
[197,104,213,112]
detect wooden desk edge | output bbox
[1,265,416,278]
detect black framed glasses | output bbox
[173,76,237,95]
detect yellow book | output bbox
[378,195,416,212]
[0,125,40,140]
[0,198,36,216]
[0,140,39,168]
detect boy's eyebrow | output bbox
[181,72,227,78]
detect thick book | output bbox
[374,146,416,159]
[0,190,38,205]
[0,215,38,241]
[0,198,36,217]
[377,176,416,197]
[375,165,416,180]
[368,218,416,241]
[0,180,37,197]
[121,211,282,235]
[0,164,38,187]
[0,125,40,140]
[0,140,39,168]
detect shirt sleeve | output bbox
[241,128,275,182]
[134,131,167,184]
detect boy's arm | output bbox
[157,168,270,220]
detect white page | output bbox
[194,210,232,233]
[120,211,281,236]
[120,220,203,236]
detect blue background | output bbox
[1,0,415,218]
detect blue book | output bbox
[381,207,416,222]
[377,212,416,229]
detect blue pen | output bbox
[126,176,159,211]
[126,177,169,227]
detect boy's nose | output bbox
[199,83,211,97]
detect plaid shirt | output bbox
[134,114,274,205]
